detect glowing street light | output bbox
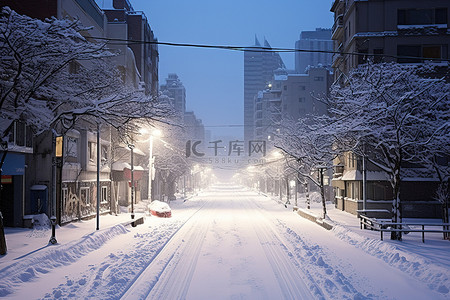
[140,128,162,202]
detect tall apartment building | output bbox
[1,0,160,227]
[295,28,333,74]
[184,111,205,145]
[160,74,186,120]
[253,68,331,141]
[244,36,286,145]
[98,0,159,95]
[331,0,449,81]
[330,0,450,218]
[1,0,113,226]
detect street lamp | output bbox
[147,129,161,202]
[129,143,135,220]
[139,128,162,202]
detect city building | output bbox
[98,0,159,95]
[330,0,450,218]
[1,0,112,226]
[184,111,205,144]
[253,68,331,142]
[0,0,159,226]
[244,36,286,146]
[160,74,187,120]
[331,0,450,81]
[295,28,333,74]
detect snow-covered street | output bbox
[1,184,448,299]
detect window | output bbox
[88,141,97,162]
[299,97,305,103]
[397,45,421,63]
[283,85,287,91]
[66,137,78,158]
[314,76,324,81]
[8,121,33,148]
[397,45,447,63]
[101,144,108,163]
[80,187,90,206]
[357,49,368,64]
[398,8,447,25]
[62,188,68,212]
[423,45,441,59]
[101,186,108,203]
[298,86,306,91]
[373,48,384,63]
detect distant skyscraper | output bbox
[160,74,186,120]
[244,36,285,145]
[295,28,333,74]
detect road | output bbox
[3,184,445,299]
[123,185,313,299]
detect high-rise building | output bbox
[253,68,332,142]
[99,0,159,95]
[295,28,333,74]
[160,74,186,120]
[244,36,285,145]
[330,0,449,81]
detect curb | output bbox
[294,208,334,230]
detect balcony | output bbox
[331,15,344,40]
[332,43,344,67]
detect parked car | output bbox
[148,200,172,218]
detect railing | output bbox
[331,15,344,38]
[359,214,450,243]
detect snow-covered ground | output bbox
[0,184,448,299]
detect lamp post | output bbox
[147,130,161,202]
[129,144,135,220]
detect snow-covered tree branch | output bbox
[326,62,449,240]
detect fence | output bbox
[359,214,450,243]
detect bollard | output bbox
[49,216,57,245]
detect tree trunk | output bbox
[391,170,402,241]
[305,182,310,210]
[0,150,8,255]
[321,185,327,219]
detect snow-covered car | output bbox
[148,200,172,218]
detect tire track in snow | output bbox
[240,196,318,299]
[248,194,370,299]
[122,201,212,299]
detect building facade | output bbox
[295,28,333,74]
[331,0,450,81]
[253,68,331,142]
[244,36,286,146]
[98,0,159,95]
[160,73,187,120]
[1,0,158,226]
[330,0,450,218]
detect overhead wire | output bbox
[89,36,450,62]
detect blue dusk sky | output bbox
[130,0,333,139]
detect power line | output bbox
[89,36,450,62]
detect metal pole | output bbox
[362,153,367,212]
[96,122,100,230]
[130,145,135,220]
[148,135,153,201]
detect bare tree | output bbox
[276,115,336,218]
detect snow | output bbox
[0,184,448,299]
[148,200,171,213]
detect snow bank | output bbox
[0,224,129,297]
[331,225,450,295]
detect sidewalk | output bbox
[265,191,449,269]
